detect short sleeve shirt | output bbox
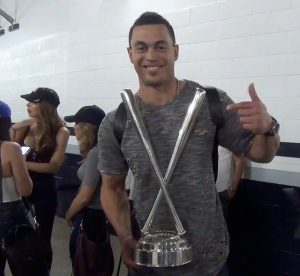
[78,146,101,209]
[98,80,253,275]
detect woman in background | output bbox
[0,100,33,275]
[64,105,111,271]
[12,88,70,270]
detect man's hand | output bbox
[227,83,273,134]
[121,236,139,269]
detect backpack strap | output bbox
[203,86,224,182]
[112,86,224,181]
[113,102,127,145]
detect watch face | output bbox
[265,117,279,136]
[274,120,280,134]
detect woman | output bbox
[0,100,33,275]
[64,105,112,272]
[12,87,70,270]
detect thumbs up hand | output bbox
[227,83,273,134]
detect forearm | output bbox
[101,183,132,242]
[26,161,60,174]
[247,134,280,163]
[65,196,88,221]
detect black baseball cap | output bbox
[64,105,105,127]
[21,87,60,107]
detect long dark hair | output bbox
[37,101,65,150]
[0,117,11,141]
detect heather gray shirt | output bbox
[78,146,101,210]
[98,80,253,275]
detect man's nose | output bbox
[145,47,158,60]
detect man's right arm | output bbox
[100,173,138,269]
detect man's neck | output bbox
[138,79,180,106]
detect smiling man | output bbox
[98,12,280,276]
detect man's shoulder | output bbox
[184,79,226,93]
[99,107,119,127]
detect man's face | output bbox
[128,24,179,87]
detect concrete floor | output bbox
[5,216,128,276]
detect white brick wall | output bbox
[0,0,299,175]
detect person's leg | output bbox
[0,208,13,276]
[0,251,6,276]
[31,199,56,270]
[69,214,82,266]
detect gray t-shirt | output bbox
[98,80,253,275]
[78,146,101,210]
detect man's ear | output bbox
[174,44,179,61]
[127,47,134,64]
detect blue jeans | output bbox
[0,201,31,276]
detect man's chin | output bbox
[143,78,164,87]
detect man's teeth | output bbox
[147,66,159,70]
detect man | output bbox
[98,12,280,276]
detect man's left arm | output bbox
[227,83,280,163]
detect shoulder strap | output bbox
[204,86,224,127]
[203,86,224,182]
[113,102,127,145]
[112,87,224,181]
[0,142,3,203]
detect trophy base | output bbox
[135,231,192,267]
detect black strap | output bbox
[112,86,224,181]
[0,142,2,204]
[203,86,224,181]
[23,197,40,229]
[204,86,224,127]
[113,102,126,145]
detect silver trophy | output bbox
[121,88,206,267]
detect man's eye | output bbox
[157,45,168,51]
[135,46,146,52]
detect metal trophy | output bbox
[120,87,206,267]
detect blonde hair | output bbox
[77,122,98,158]
[37,101,65,150]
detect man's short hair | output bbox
[129,12,176,46]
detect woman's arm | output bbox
[7,142,33,196]
[10,119,34,144]
[26,127,70,173]
[65,185,95,223]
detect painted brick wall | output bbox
[0,0,299,181]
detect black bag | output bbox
[3,223,51,276]
[73,222,114,276]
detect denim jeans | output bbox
[0,201,30,276]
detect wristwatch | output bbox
[264,117,280,136]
